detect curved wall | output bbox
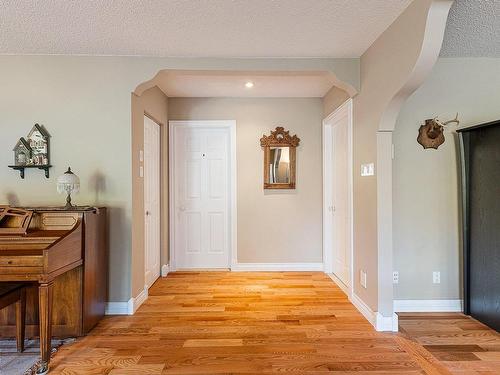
[393,58,500,301]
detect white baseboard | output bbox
[161,264,170,277]
[105,285,149,315]
[394,299,463,312]
[105,301,132,315]
[132,285,148,313]
[231,262,324,271]
[350,292,376,327]
[376,312,398,332]
[350,293,398,332]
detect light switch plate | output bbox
[139,166,144,178]
[139,150,144,162]
[360,270,367,289]
[361,163,375,176]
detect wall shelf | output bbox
[8,165,52,179]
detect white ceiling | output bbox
[441,0,500,57]
[0,0,412,58]
[155,71,337,98]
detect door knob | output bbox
[145,210,151,216]
[179,206,186,212]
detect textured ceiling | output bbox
[155,71,337,97]
[0,0,411,58]
[441,0,500,57]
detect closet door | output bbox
[144,116,161,288]
[462,123,500,332]
[172,124,230,269]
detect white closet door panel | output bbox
[185,212,202,254]
[174,125,230,269]
[186,160,202,199]
[208,212,224,254]
[144,116,161,288]
[331,109,350,287]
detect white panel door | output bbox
[144,116,161,288]
[331,111,350,286]
[174,125,229,269]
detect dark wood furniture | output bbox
[0,283,26,352]
[459,121,500,332]
[0,207,107,372]
[0,206,33,235]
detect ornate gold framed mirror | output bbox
[260,127,300,189]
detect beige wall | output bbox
[131,86,168,298]
[351,0,451,315]
[168,97,324,263]
[0,55,359,302]
[0,56,135,302]
[393,58,500,300]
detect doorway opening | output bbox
[322,99,354,295]
[131,69,356,309]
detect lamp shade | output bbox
[57,167,80,195]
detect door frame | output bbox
[322,99,354,296]
[168,120,237,271]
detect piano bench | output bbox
[0,283,26,352]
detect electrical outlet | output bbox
[393,271,399,284]
[433,271,441,284]
[360,270,367,289]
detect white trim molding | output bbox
[350,293,376,326]
[376,313,398,332]
[394,299,463,312]
[322,98,354,296]
[231,263,323,272]
[350,293,398,332]
[105,301,132,315]
[161,264,170,277]
[133,286,148,313]
[105,285,149,315]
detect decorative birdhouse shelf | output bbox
[8,165,52,179]
[8,124,51,179]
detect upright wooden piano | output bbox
[0,207,107,372]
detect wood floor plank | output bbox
[399,311,500,374]
[45,272,500,374]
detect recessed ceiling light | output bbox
[245,81,254,88]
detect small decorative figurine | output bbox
[13,138,32,166]
[26,124,50,165]
[9,124,52,178]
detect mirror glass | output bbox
[268,147,290,184]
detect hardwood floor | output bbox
[47,272,500,374]
[399,313,500,375]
